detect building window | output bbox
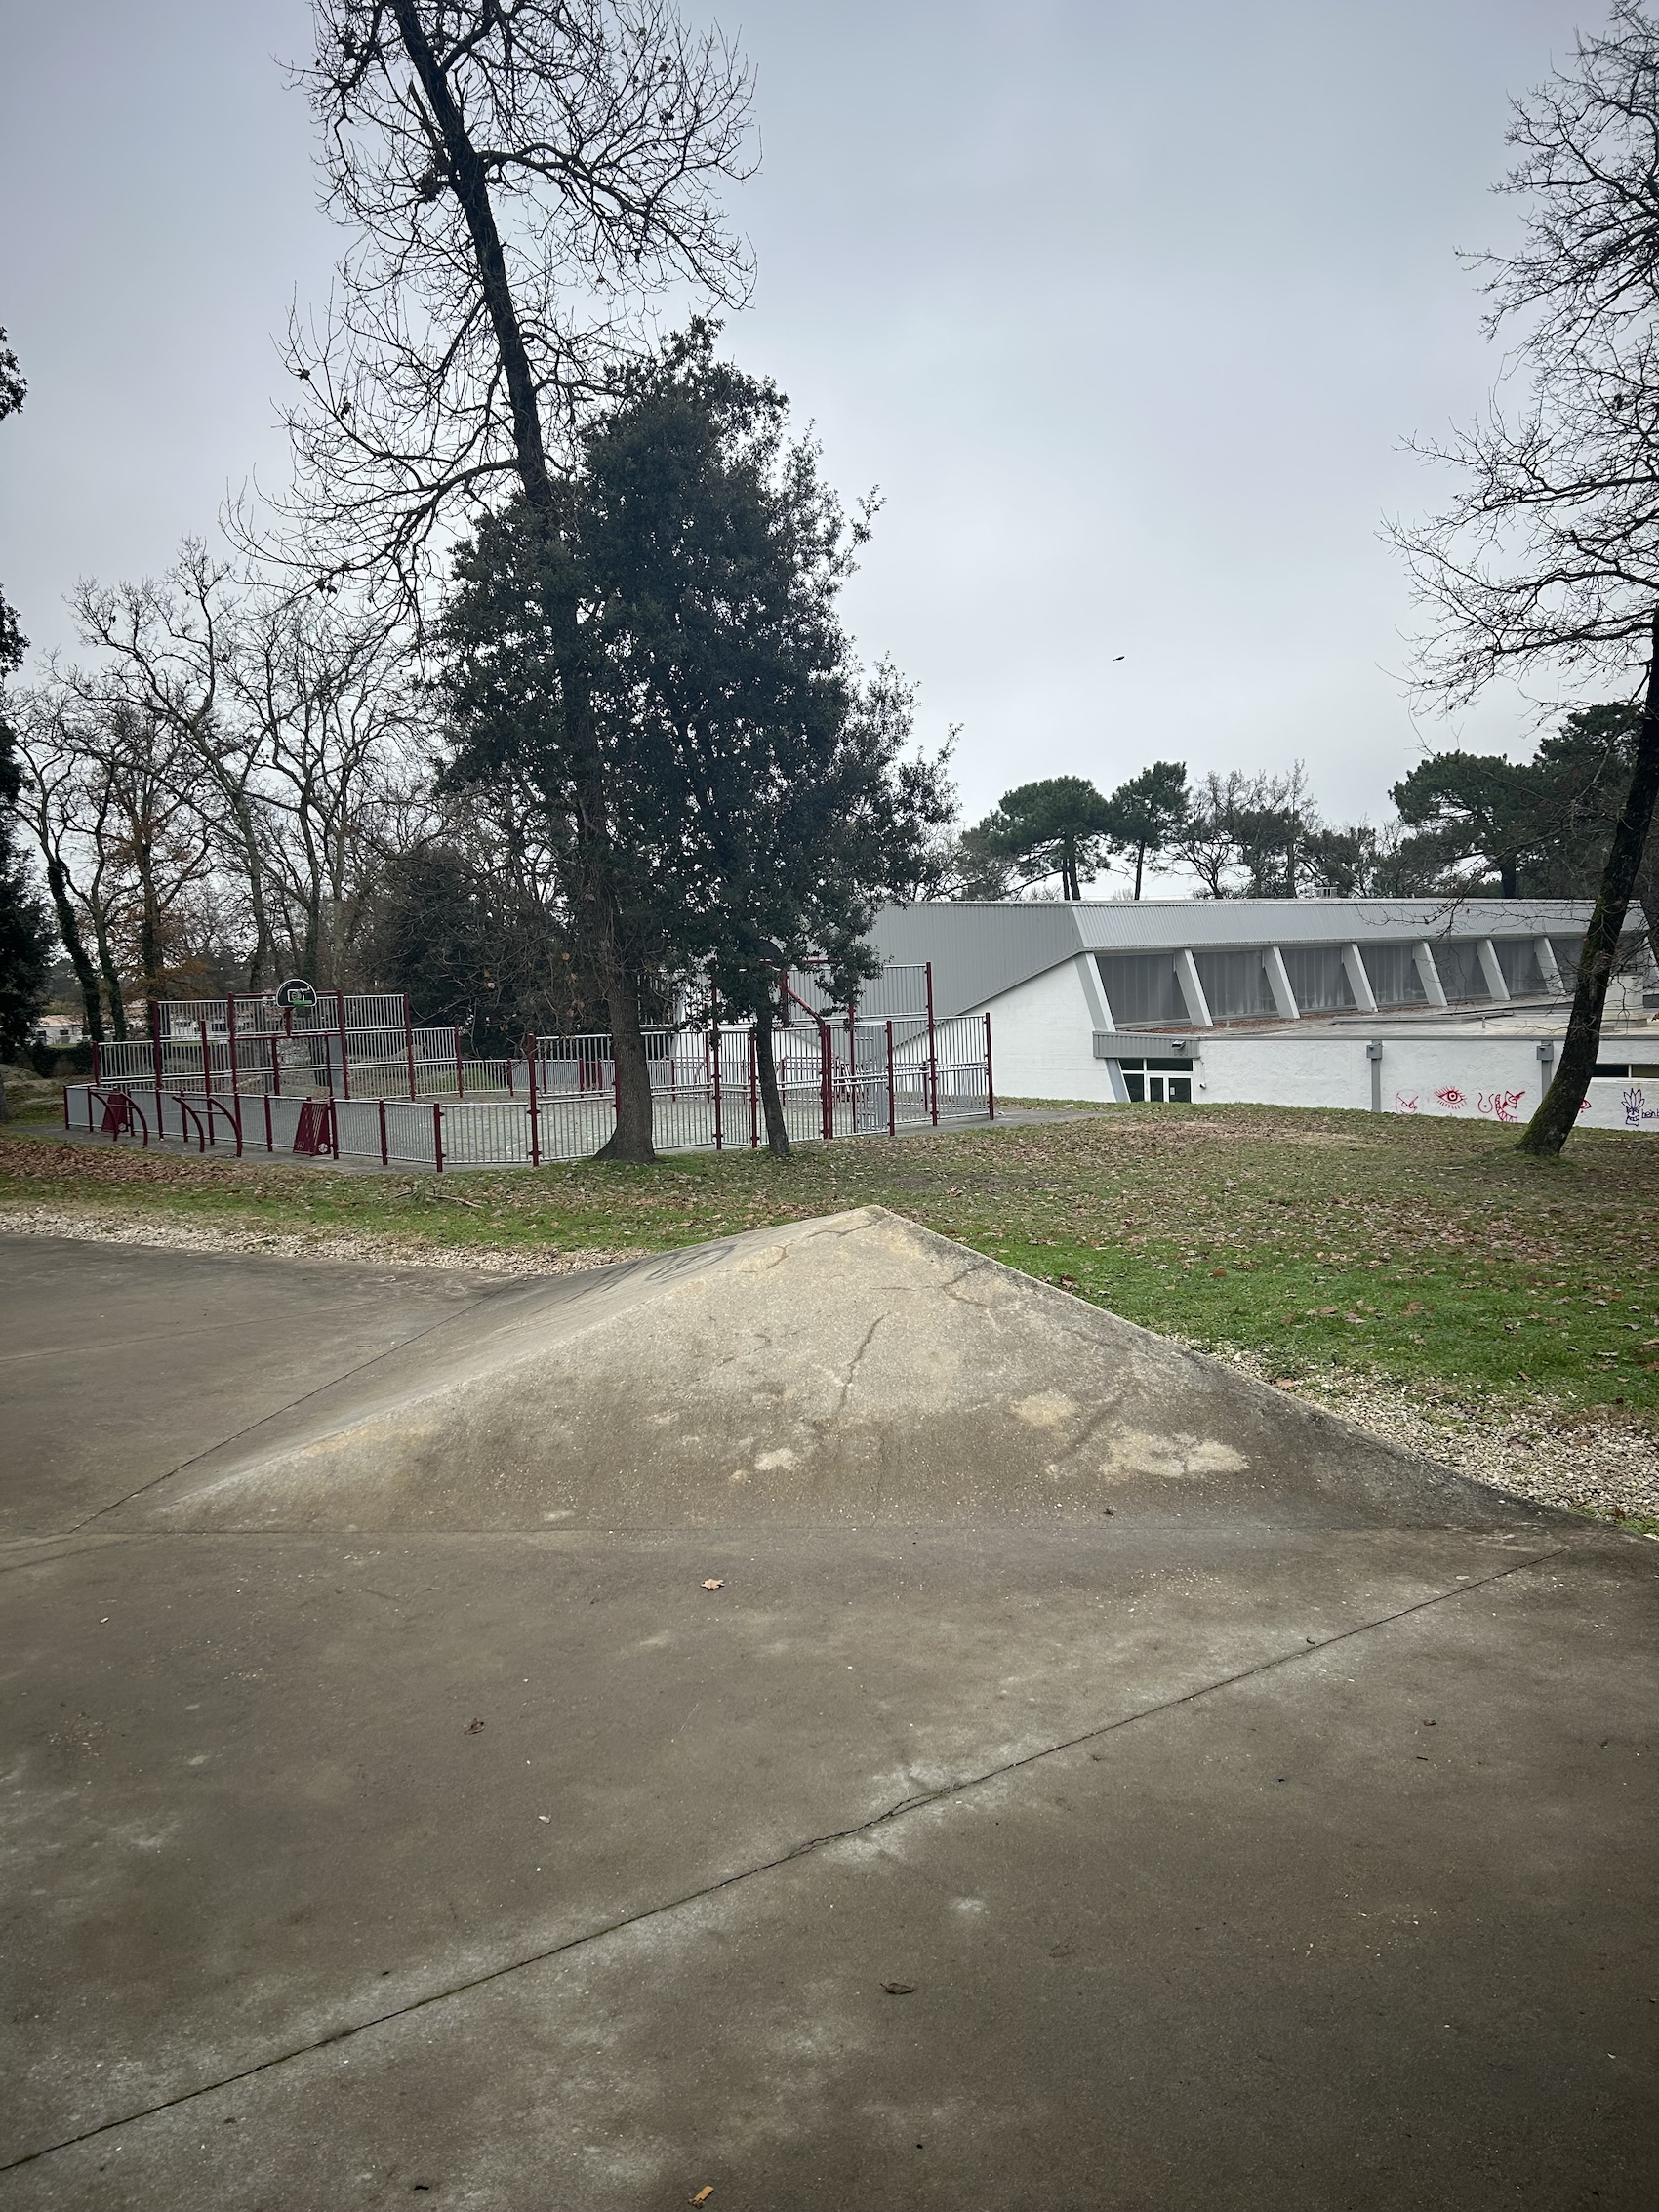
[1278,945,1355,1013]
[1191,948,1277,1020]
[1360,944,1428,1007]
[1431,940,1494,1002]
[1117,1057,1194,1104]
[1549,936,1584,987]
[1493,939,1544,995]
[1095,954,1187,1025]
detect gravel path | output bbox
[0,1201,639,1278]
[6,1202,1655,1528]
[1223,1347,1659,1529]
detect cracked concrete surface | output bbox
[2,1223,1656,2210]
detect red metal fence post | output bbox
[432,1100,444,1174]
[263,1093,273,1153]
[711,1023,723,1150]
[886,1019,897,1136]
[525,1034,541,1167]
[820,1022,832,1140]
[749,1028,759,1147]
[379,1097,388,1167]
[925,961,939,1125]
[984,1012,996,1120]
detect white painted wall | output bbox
[974,964,1117,1102]
[981,961,1658,1130]
[1196,1035,1656,1131]
[1198,1032,1553,1126]
[1582,1076,1659,1132]
[1195,1034,1371,1112]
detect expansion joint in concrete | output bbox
[0,1543,1565,2180]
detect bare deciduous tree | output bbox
[71,545,278,989]
[249,0,754,1161]
[1390,2,1659,1156]
[226,594,422,985]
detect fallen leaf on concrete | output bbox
[701,1578,723,1591]
[465,1718,485,1734]
[883,1982,916,1995]
[692,2190,714,2205]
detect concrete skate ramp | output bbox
[129,1207,1543,1534]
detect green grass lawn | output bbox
[2,1102,1655,1420]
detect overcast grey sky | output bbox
[0,0,1606,869]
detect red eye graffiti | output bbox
[1434,1086,1467,1109]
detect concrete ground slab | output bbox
[0,1236,506,1537]
[1,1228,1654,2210]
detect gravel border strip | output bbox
[0,1202,637,1279]
[1217,1345,1659,1528]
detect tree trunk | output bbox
[1133,844,1146,900]
[136,846,165,1011]
[592,943,657,1163]
[394,7,668,1155]
[232,791,275,989]
[1518,609,1659,1159]
[752,1009,790,1158]
[44,854,104,1042]
[91,910,127,1040]
[390,0,554,509]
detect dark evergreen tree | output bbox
[1101,761,1188,898]
[1390,752,1546,897]
[957,777,1114,900]
[578,333,951,1151]
[438,328,950,1156]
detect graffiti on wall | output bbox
[1477,1090,1527,1123]
[1397,1085,1526,1123]
[1388,1077,1653,1129]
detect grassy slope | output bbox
[2,1103,1654,1420]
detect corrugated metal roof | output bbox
[870,897,1631,1018]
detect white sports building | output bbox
[870,898,1659,1134]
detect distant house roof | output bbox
[870,897,1633,1019]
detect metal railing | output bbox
[68,963,993,1172]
